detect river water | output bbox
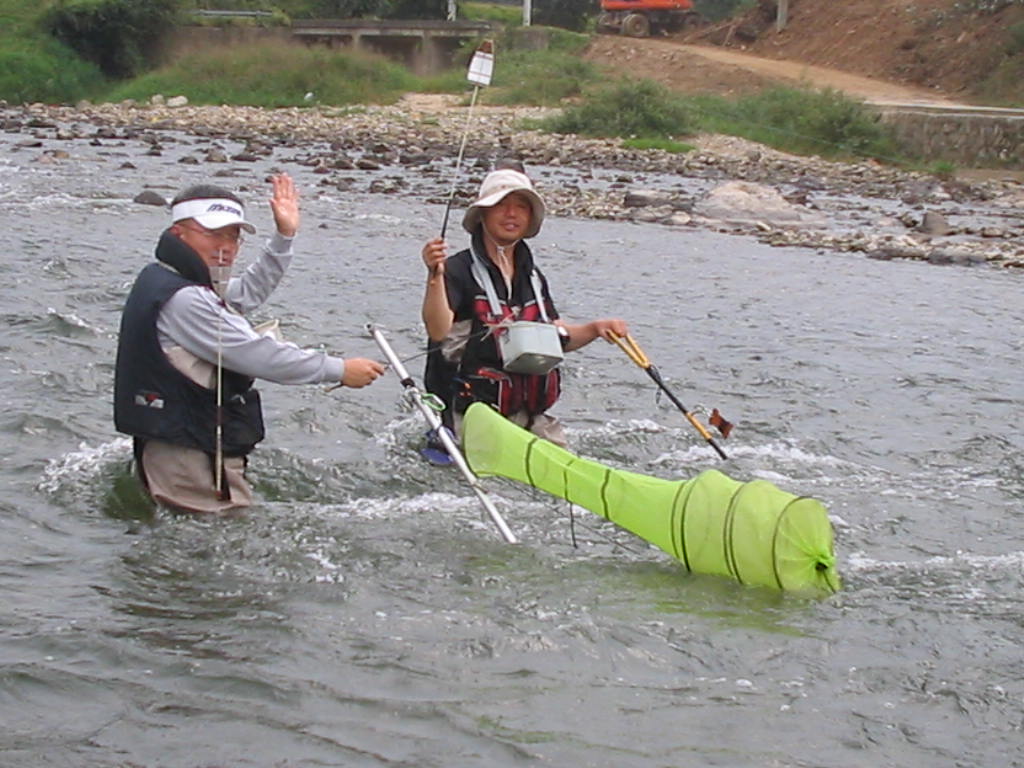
[1,118,1022,767]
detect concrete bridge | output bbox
[291,19,493,75]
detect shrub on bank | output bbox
[0,37,107,104]
[689,87,903,162]
[973,22,1024,107]
[0,0,111,103]
[103,41,417,107]
[474,27,597,106]
[535,79,903,164]
[541,79,697,139]
[622,137,695,153]
[461,1,521,24]
[46,0,181,78]
[976,59,1024,108]
[487,49,599,106]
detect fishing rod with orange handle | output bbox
[609,331,732,461]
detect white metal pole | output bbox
[367,324,517,544]
[440,85,479,239]
[447,0,456,21]
[439,41,493,238]
[522,0,531,26]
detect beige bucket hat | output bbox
[462,169,546,238]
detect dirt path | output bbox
[584,36,959,106]
[673,43,959,105]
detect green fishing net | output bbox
[462,402,840,595]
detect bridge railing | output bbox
[191,9,276,18]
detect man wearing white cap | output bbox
[114,173,384,513]
[420,165,627,453]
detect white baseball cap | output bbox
[462,169,546,238]
[171,196,256,234]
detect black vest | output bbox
[424,232,561,420]
[113,231,264,456]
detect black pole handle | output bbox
[645,367,728,461]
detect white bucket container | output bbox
[497,321,564,375]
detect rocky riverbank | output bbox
[5,97,1023,269]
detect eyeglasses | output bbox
[180,222,244,245]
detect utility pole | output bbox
[447,0,456,21]
[777,0,789,32]
[523,0,532,26]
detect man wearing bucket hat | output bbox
[420,165,627,454]
[114,173,384,513]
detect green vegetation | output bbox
[687,86,903,162]
[105,41,417,107]
[48,0,181,78]
[185,8,291,27]
[927,160,957,179]
[950,0,1024,11]
[693,0,757,23]
[531,0,592,31]
[0,35,107,104]
[541,79,698,140]
[540,80,903,163]
[219,0,448,19]
[461,0,520,24]
[0,0,982,167]
[622,137,695,153]
[975,60,1024,107]
[488,49,598,106]
[485,26,598,105]
[972,20,1024,106]
[1007,20,1024,55]
[0,0,109,103]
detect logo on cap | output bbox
[205,203,242,216]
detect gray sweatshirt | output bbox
[155,232,345,386]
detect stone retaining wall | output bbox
[878,105,1024,168]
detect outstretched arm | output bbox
[558,318,629,352]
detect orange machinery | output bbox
[597,0,701,37]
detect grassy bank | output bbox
[540,79,904,164]
[0,0,906,166]
[689,87,903,163]
[105,42,419,108]
[486,28,598,106]
[0,0,108,103]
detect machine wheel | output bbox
[620,13,651,38]
[596,12,617,33]
[682,11,704,28]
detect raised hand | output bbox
[269,173,300,237]
[422,237,449,276]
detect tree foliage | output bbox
[693,0,757,22]
[384,0,448,17]
[301,0,448,17]
[47,0,183,78]
[531,0,593,31]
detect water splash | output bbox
[37,437,133,496]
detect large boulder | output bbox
[693,180,827,229]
